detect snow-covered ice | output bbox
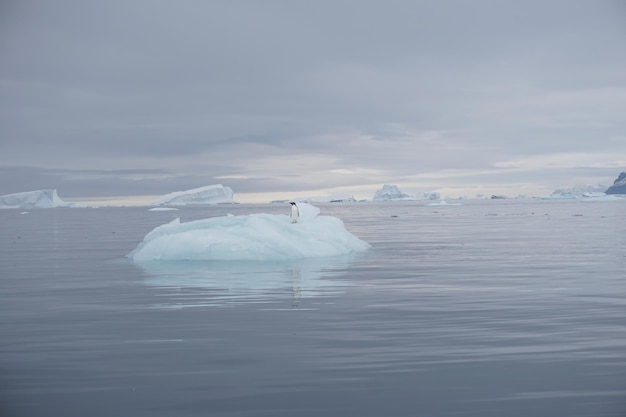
[152,184,234,206]
[0,189,82,209]
[128,203,370,261]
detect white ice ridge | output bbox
[128,203,371,261]
[152,184,234,206]
[0,189,82,209]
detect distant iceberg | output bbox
[549,184,608,199]
[534,195,577,200]
[372,184,439,201]
[128,203,370,261]
[372,184,414,201]
[289,193,356,203]
[534,184,613,200]
[0,189,82,209]
[152,184,234,206]
[416,191,441,200]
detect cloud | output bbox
[1,1,625,201]
[493,152,626,171]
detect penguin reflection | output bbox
[291,268,301,307]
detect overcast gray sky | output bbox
[1,0,625,203]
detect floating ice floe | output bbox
[148,207,180,212]
[128,203,370,261]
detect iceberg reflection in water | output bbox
[135,256,359,308]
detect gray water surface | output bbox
[1,200,625,416]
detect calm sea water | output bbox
[1,199,625,417]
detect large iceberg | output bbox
[153,184,234,206]
[128,203,370,261]
[0,189,81,209]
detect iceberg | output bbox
[372,184,414,201]
[293,193,357,203]
[271,194,357,204]
[550,184,608,198]
[536,184,619,200]
[371,184,439,201]
[415,191,441,200]
[534,195,578,200]
[328,194,357,203]
[128,203,370,261]
[0,189,82,209]
[153,184,234,206]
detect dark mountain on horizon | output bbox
[605,172,626,194]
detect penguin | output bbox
[289,202,299,223]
